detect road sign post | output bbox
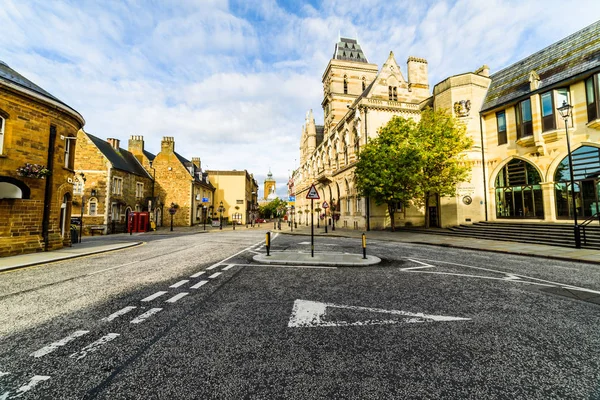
[306,184,320,258]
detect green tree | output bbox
[413,108,473,228]
[259,198,288,219]
[355,116,422,231]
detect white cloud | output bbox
[1,0,600,200]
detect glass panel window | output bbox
[586,75,598,122]
[112,177,123,195]
[516,99,533,138]
[495,158,543,219]
[89,199,97,216]
[496,111,507,145]
[136,182,143,198]
[556,88,569,109]
[541,91,556,131]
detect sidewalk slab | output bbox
[0,241,143,272]
[253,251,381,267]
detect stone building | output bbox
[207,170,259,225]
[0,60,85,256]
[152,137,214,227]
[295,21,600,230]
[73,131,154,234]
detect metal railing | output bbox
[581,211,600,245]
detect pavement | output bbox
[5,221,600,271]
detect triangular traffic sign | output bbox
[306,184,320,200]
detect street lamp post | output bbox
[557,100,581,248]
[203,205,207,231]
[219,201,224,230]
[291,205,295,232]
[78,173,86,243]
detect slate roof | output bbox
[333,37,369,63]
[482,20,600,112]
[0,60,80,117]
[173,151,213,187]
[143,149,156,162]
[86,133,152,178]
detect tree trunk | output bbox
[424,192,430,228]
[388,203,395,232]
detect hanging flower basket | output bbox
[16,163,51,179]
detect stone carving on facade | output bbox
[453,99,471,117]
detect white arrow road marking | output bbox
[503,274,521,281]
[101,306,137,322]
[9,375,50,398]
[141,291,168,302]
[208,272,222,279]
[170,280,189,288]
[402,259,436,270]
[190,280,208,289]
[222,264,235,271]
[30,330,89,358]
[288,299,471,328]
[190,271,206,278]
[70,333,119,360]
[165,293,188,303]
[130,308,162,324]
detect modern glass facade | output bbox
[555,146,600,219]
[495,159,544,218]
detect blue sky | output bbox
[1,1,599,199]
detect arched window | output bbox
[495,159,543,218]
[88,197,98,216]
[343,75,348,94]
[554,145,600,219]
[0,115,5,154]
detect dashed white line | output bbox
[0,372,10,378]
[170,280,189,288]
[11,375,50,398]
[69,333,120,360]
[206,264,221,270]
[402,259,436,270]
[30,330,89,358]
[190,271,206,278]
[165,293,189,303]
[141,291,168,302]
[130,308,162,324]
[190,280,208,289]
[208,272,222,279]
[101,306,137,322]
[222,264,235,271]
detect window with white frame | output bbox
[111,203,120,221]
[136,182,144,198]
[88,198,97,216]
[64,136,75,169]
[112,177,123,195]
[346,197,351,213]
[0,115,5,154]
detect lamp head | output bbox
[557,100,573,119]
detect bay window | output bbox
[516,99,533,139]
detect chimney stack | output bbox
[107,138,120,150]
[161,136,175,153]
[192,157,201,169]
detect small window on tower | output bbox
[362,77,366,91]
[343,76,348,94]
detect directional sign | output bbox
[321,201,328,209]
[288,299,471,328]
[306,184,320,200]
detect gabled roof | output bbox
[143,149,156,162]
[173,151,213,187]
[86,133,152,178]
[0,60,83,124]
[482,20,600,112]
[333,37,369,63]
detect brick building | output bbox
[73,131,154,234]
[0,60,85,257]
[151,137,214,227]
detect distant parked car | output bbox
[255,218,266,223]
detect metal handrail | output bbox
[580,211,600,245]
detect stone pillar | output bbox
[541,181,556,222]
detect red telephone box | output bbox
[128,212,150,233]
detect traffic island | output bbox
[253,251,381,267]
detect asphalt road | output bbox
[1,230,600,399]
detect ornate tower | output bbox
[264,170,276,200]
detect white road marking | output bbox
[206,264,221,270]
[0,392,7,400]
[170,280,189,288]
[88,260,139,276]
[0,372,9,378]
[402,259,436,270]
[10,375,50,398]
[503,274,521,281]
[288,299,471,328]
[141,291,168,302]
[298,242,338,246]
[190,271,206,278]
[101,306,137,322]
[190,280,208,289]
[69,333,119,360]
[165,293,189,303]
[404,257,600,294]
[248,250,261,254]
[222,264,235,271]
[30,330,89,358]
[130,308,162,324]
[208,272,222,279]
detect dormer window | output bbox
[388,86,398,101]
